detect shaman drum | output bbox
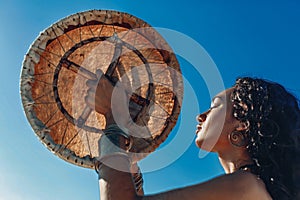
[20,10,183,169]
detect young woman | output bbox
[86,76,300,200]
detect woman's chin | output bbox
[195,136,204,148]
[195,134,216,152]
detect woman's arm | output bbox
[98,156,138,200]
[98,155,271,200]
[142,171,271,200]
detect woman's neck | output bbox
[218,150,253,174]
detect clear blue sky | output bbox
[1,1,300,199]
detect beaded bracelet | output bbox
[103,124,133,151]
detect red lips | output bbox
[196,113,207,134]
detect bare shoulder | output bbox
[141,171,272,200]
[226,171,272,200]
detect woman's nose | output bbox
[197,112,207,123]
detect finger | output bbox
[86,79,97,87]
[87,87,96,96]
[86,90,95,99]
[96,69,103,79]
[85,94,95,106]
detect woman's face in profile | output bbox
[195,88,241,152]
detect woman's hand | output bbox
[85,69,129,126]
[85,70,114,114]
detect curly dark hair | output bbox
[231,77,300,200]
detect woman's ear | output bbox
[228,131,247,147]
[229,121,249,148]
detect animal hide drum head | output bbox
[20,10,183,169]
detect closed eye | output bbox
[210,96,222,109]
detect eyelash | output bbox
[210,105,218,109]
